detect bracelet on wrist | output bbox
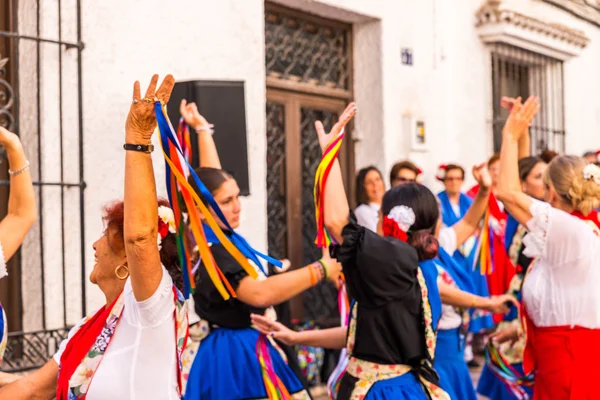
[123,143,154,154]
[317,259,328,280]
[9,160,30,177]
[195,123,215,135]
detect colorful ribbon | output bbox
[327,275,350,399]
[256,334,293,400]
[473,208,493,275]
[155,101,259,300]
[313,129,345,248]
[484,341,534,400]
[176,119,193,164]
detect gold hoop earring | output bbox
[115,264,129,280]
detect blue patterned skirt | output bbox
[183,327,306,400]
[434,328,477,400]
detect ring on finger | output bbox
[132,99,139,104]
[143,97,154,103]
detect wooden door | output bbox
[266,90,353,323]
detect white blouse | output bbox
[522,199,600,328]
[0,242,6,280]
[54,267,181,400]
[354,203,380,233]
[437,227,463,330]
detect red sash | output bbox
[56,295,120,400]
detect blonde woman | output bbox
[494,96,600,399]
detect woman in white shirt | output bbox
[0,75,188,400]
[353,166,385,232]
[494,96,600,399]
[0,126,36,367]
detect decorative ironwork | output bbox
[0,53,14,130]
[0,0,87,372]
[266,102,287,261]
[0,328,70,372]
[300,107,339,325]
[265,7,350,91]
[491,44,565,154]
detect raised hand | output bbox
[0,126,22,151]
[472,163,492,189]
[180,99,212,131]
[502,96,539,141]
[250,313,298,346]
[500,96,520,111]
[125,74,175,143]
[315,102,357,152]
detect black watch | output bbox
[123,143,154,153]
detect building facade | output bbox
[0,0,599,371]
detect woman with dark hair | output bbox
[0,126,36,369]
[0,75,189,399]
[247,103,513,399]
[178,100,341,400]
[354,166,385,232]
[477,155,546,400]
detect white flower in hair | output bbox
[388,205,416,232]
[158,206,177,234]
[583,163,600,185]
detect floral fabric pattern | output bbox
[0,305,7,366]
[63,286,188,399]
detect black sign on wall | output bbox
[167,80,250,196]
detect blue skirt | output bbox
[337,371,430,400]
[434,328,477,400]
[183,328,305,400]
[365,374,430,400]
[477,363,534,400]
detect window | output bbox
[491,44,565,155]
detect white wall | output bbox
[77,0,267,319]
[19,0,600,328]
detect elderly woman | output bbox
[0,74,188,400]
[0,126,37,365]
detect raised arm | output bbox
[501,96,530,159]
[318,103,357,244]
[124,74,175,302]
[496,97,540,226]
[0,127,36,262]
[451,164,491,247]
[180,100,221,169]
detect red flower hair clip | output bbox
[382,205,416,243]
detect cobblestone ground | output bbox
[309,356,488,399]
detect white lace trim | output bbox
[0,242,6,280]
[523,200,550,259]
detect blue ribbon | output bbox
[155,102,281,278]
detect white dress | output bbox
[54,267,180,400]
[522,199,600,328]
[354,203,380,233]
